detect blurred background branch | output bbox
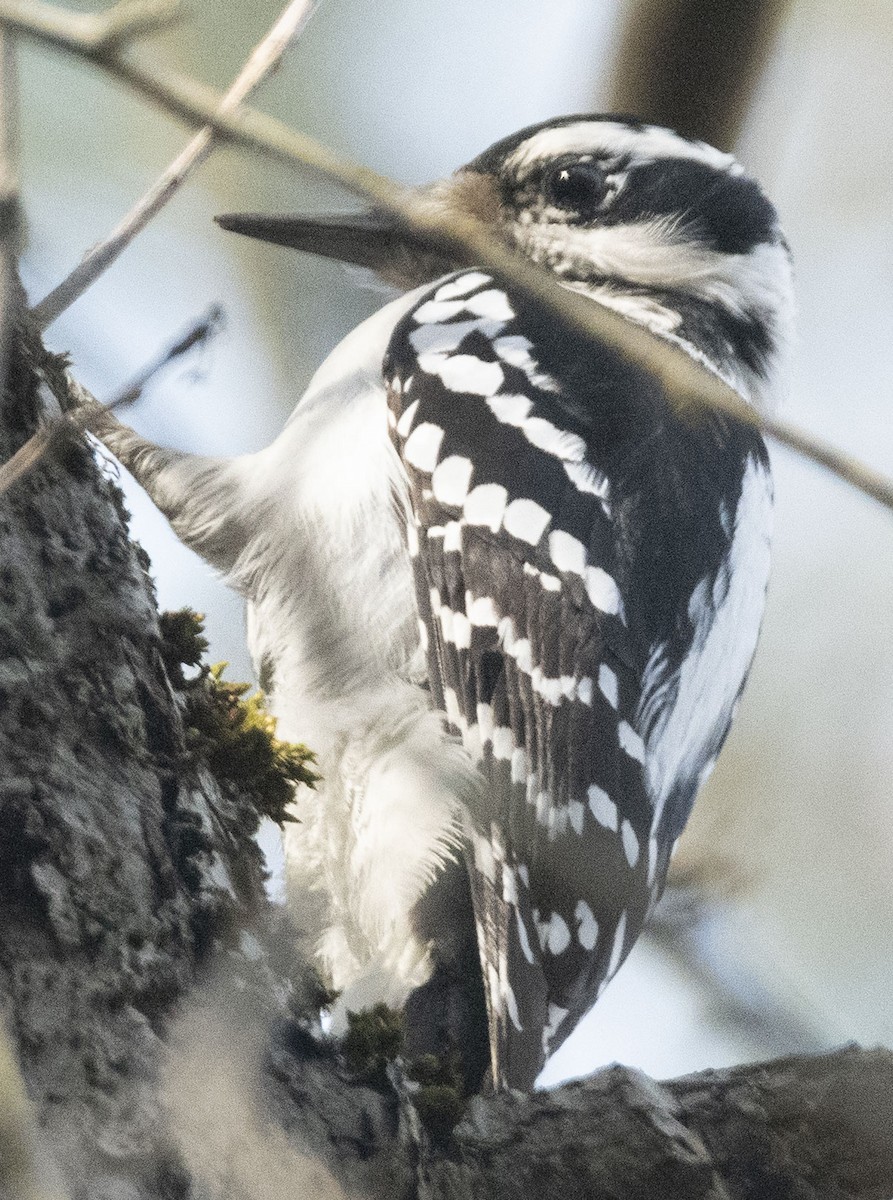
[607,0,789,149]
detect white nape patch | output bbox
[464,483,508,531]
[432,455,474,506]
[620,819,640,868]
[434,271,491,301]
[576,676,593,706]
[521,417,587,461]
[418,352,504,397]
[598,663,618,708]
[486,392,534,426]
[539,912,571,956]
[464,288,515,320]
[568,800,585,835]
[549,529,587,575]
[588,783,618,831]
[468,594,499,626]
[642,457,772,832]
[504,498,551,545]
[575,900,599,951]
[492,726,514,760]
[443,520,462,552]
[606,910,628,979]
[619,721,646,762]
[403,421,444,472]
[585,566,621,613]
[395,398,419,438]
[564,460,610,500]
[506,120,737,177]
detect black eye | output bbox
[543,160,608,215]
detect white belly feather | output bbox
[234,289,480,1018]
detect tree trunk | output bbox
[1,305,892,1200]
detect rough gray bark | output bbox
[1,305,892,1200]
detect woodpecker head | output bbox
[217,114,793,407]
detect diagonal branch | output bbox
[3,1,893,513]
[0,307,223,496]
[0,0,179,55]
[32,0,319,329]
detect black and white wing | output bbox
[385,269,768,1089]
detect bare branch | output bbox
[3,2,893,513]
[105,302,223,407]
[32,0,319,329]
[0,308,224,497]
[0,0,179,55]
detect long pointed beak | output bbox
[214,209,458,290]
[215,170,501,290]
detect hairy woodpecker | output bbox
[80,115,794,1091]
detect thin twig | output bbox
[106,302,224,407]
[0,0,179,54]
[32,0,319,329]
[0,307,225,496]
[3,1,893,512]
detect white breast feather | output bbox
[229,287,481,1021]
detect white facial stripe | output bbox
[519,220,793,410]
[506,120,738,177]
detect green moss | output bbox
[341,1003,404,1086]
[407,1051,467,1144]
[412,1084,466,1144]
[159,608,319,824]
[158,608,209,685]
